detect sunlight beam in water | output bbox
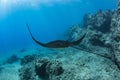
[0,0,17,18]
[0,0,82,19]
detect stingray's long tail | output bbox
[26,24,47,47]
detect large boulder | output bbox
[65,10,114,57]
[19,58,64,80]
[108,0,120,69]
[20,54,38,65]
[83,9,113,33]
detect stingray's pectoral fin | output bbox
[70,32,87,46]
[26,24,47,47]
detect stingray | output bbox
[26,24,86,48]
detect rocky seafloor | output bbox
[1,1,120,80]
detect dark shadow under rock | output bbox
[35,59,64,80]
[35,61,49,80]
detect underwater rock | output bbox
[35,59,64,80]
[19,58,64,80]
[65,5,120,70]
[6,54,19,64]
[35,59,49,80]
[65,9,116,59]
[65,9,114,48]
[108,0,120,69]
[18,49,120,80]
[20,54,38,65]
[82,1,120,70]
[19,63,36,80]
[65,23,110,57]
[65,24,86,41]
[83,9,113,33]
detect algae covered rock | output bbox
[65,24,85,41]
[19,58,64,80]
[83,9,113,33]
[82,9,114,50]
[19,64,36,80]
[20,54,38,65]
[108,0,120,69]
[66,9,114,47]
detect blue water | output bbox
[0,0,118,53]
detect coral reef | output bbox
[18,50,120,80]
[19,63,36,80]
[65,9,114,59]
[64,24,85,41]
[19,58,64,80]
[109,0,120,69]
[83,9,113,33]
[20,54,38,65]
[18,1,120,80]
[65,0,120,72]
[66,9,114,48]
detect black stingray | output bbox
[26,24,86,48]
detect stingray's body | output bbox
[26,24,86,48]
